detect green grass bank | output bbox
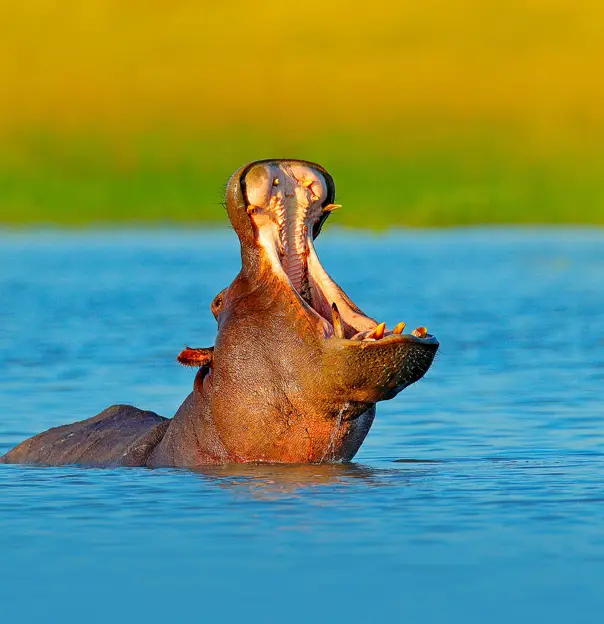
[1,129,602,228]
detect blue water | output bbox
[1,229,603,623]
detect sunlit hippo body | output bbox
[1,159,438,468]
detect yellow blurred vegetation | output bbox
[0,1,603,225]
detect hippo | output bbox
[1,159,438,468]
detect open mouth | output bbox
[241,160,437,348]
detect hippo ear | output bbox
[177,346,214,368]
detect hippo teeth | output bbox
[366,322,386,340]
[392,321,406,334]
[331,302,345,339]
[412,326,428,338]
[348,322,430,342]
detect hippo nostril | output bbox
[242,164,272,207]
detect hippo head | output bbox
[190,159,438,464]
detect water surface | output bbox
[1,229,603,622]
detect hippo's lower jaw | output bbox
[1,159,438,469]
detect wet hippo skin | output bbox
[1,159,438,468]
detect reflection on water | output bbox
[196,462,387,494]
[193,462,444,498]
[1,229,604,623]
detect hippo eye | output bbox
[210,287,228,319]
[212,296,222,309]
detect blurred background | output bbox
[0,0,603,228]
